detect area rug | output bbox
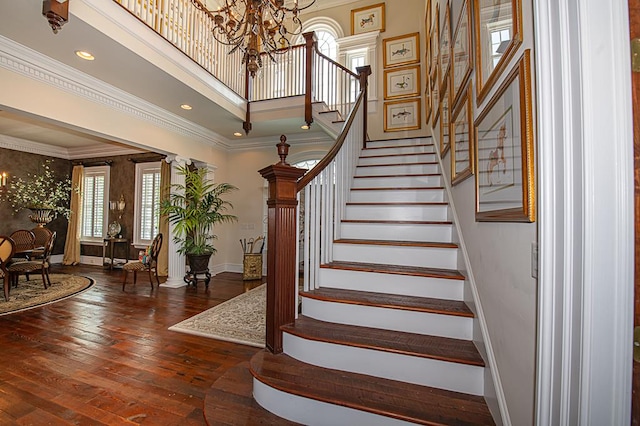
[0,273,95,316]
[169,283,266,348]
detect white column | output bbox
[160,155,190,288]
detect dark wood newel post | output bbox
[303,31,316,128]
[356,65,372,149]
[258,135,306,353]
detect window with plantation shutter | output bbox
[81,166,110,242]
[133,162,161,246]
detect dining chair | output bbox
[8,231,56,290]
[9,229,35,259]
[122,233,163,290]
[0,236,15,302]
[30,227,53,259]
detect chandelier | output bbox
[212,0,316,77]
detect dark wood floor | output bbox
[0,264,265,425]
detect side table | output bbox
[103,238,129,270]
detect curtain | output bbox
[156,160,170,276]
[62,165,83,265]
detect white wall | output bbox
[428,0,538,424]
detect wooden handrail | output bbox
[312,43,359,79]
[297,89,365,191]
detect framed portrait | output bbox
[351,3,385,36]
[474,0,523,103]
[451,83,474,186]
[383,33,420,68]
[439,2,451,94]
[452,0,473,108]
[384,65,421,100]
[474,50,534,222]
[429,5,440,84]
[384,98,422,132]
[439,76,451,157]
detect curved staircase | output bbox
[249,137,496,425]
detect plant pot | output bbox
[184,253,213,288]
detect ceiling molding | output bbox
[0,35,231,151]
[226,131,333,151]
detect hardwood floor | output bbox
[0,264,265,425]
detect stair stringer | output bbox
[434,147,510,426]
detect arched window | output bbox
[295,17,343,60]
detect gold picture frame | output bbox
[451,82,474,186]
[439,73,451,157]
[439,2,452,94]
[474,0,523,104]
[351,3,385,36]
[425,80,432,125]
[384,65,421,100]
[383,33,420,68]
[384,98,421,132]
[474,50,534,222]
[431,65,440,126]
[429,4,440,85]
[452,0,473,108]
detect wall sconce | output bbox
[42,0,69,34]
[1,172,8,188]
[109,194,126,220]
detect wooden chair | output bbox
[30,227,53,259]
[0,236,15,302]
[8,231,56,290]
[9,229,35,260]
[122,233,163,290]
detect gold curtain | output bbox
[62,165,83,265]
[156,160,170,276]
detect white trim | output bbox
[534,0,633,424]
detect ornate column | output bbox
[160,155,190,288]
[258,136,306,353]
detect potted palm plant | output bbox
[159,164,237,284]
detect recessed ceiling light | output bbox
[233,132,243,137]
[301,124,310,130]
[75,50,95,61]
[180,104,192,110]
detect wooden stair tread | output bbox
[354,173,441,178]
[334,238,458,249]
[250,351,495,426]
[205,361,301,425]
[301,287,473,317]
[318,109,339,114]
[357,161,438,167]
[363,144,434,150]
[281,316,485,366]
[321,260,465,280]
[351,186,444,191]
[361,152,434,159]
[342,219,453,225]
[346,201,448,206]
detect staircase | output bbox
[249,137,496,425]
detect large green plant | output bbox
[159,164,237,256]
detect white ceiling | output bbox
[0,0,340,156]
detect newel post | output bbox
[258,135,306,353]
[303,31,316,128]
[356,65,372,149]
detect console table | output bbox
[103,238,129,270]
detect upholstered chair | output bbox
[122,233,163,291]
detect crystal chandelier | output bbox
[212,0,316,77]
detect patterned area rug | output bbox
[169,284,266,348]
[0,273,95,316]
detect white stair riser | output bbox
[359,154,436,166]
[356,163,440,176]
[318,269,464,301]
[283,333,484,395]
[352,175,442,188]
[361,145,434,156]
[302,297,473,340]
[345,205,449,221]
[340,222,453,242]
[333,244,458,269]
[350,189,445,203]
[366,138,430,148]
[253,379,414,426]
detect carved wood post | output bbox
[258,136,306,353]
[356,65,372,149]
[303,31,316,128]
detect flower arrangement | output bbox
[2,159,73,219]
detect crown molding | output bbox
[0,35,230,151]
[226,131,332,151]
